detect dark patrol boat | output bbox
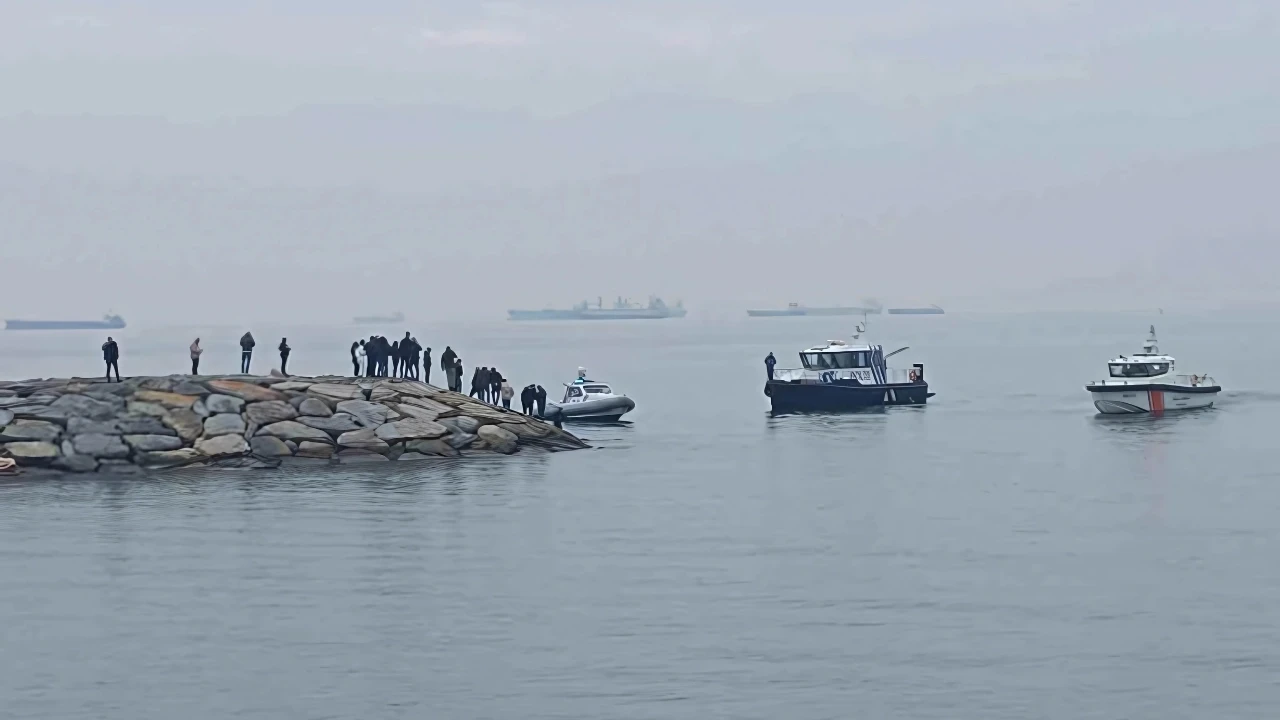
[764,330,933,412]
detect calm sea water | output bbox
[2,313,1278,719]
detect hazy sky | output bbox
[1,1,1277,322]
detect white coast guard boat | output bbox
[1086,326,1220,415]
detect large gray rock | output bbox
[394,404,440,422]
[3,441,60,464]
[67,417,120,435]
[123,434,184,452]
[202,413,247,437]
[297,398,333,418]
[399,396,454,414]
[0,419,63,443]
[297,414,361,437]
[404,438,459,457]
[244,400,298,425]
[135,448,206,469]
[476,425,519,454]
[270,381,313,392]
[204,394,245,414]
[0,396,56,409]
[249,436,293,457]
[336,428,391,454]
[444,432,477,450]
[337,449,389,463]
[500,421,550,440]
[72,433,131,459]
[0,409,12,427]
[117,417,175,435]
[438,416,482,435]
[335,400,397,428]
[375,418,449,443]
[49,393,119,420]
[126,401,169,418]
[256,420,333,443]
[194,434,250,458]
[138,377,209,396]
[307,383,365,403]
[191,398,210,418]
[162,409,204,442]
[53,454,99,473]
[294,441,334,459]
[133,390,200,409]
[206,379,288,403]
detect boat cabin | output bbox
[799,341,878,370]
[562,383,614,403]
[1107,356,1174,378]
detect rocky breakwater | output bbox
[0,375,587,474]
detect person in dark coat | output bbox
[365,336,379,377]
[765,352,776,380]
[440,346,456,389]
[534,385,548,417]
[453,357,463,392]
[390,340,401,378]
[279,338,291,376]
[400,333,415,379]
[240,332,256,373]
[520,384,536,415]
[488,367,503,404]
[423,347,432,385]
[102,336,121,382]
[350,341,361,376]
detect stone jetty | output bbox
[0,375,587,474]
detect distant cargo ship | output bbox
[353,311,405,325]
[747,303,882,318]
[508,297,686,321]
[5,314,127,331]
[887,305,945,315]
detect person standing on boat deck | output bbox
[102,337,121,382]
[765,352,776,380]
[453,357,464,392]
[534,385,548,417]
[500,379,514,410]
[423,347,432,385]
[239,332,256,374]
[278,338,291,376]
[190,338,203,375]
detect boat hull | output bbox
[766,380,931,412]
[543,396,636,422]
[1088,385,1220,414]
[5,319,126,330]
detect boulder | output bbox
[138,377,210,396]
[404,438,459,457]
[53,454,99,473]
[194,434,250,458]
[444,432,478,450]
[0,409,12,427]
[294,441,334,459]
[397,452,433,462]
[126,401,169,418]
[123,434,184,452]
[0,419,63,443]
[375,418,450,443]
[249,436,293,457]
[395,404,440,422]
[476,425,519,454]
[335,400,397,428]
[204,394,246,414]
[337,449,389,463]
[391,382,442,399]
[72,433,131,459]
[297,398,333,418]
[285,440,298,453]
[133,390,199,409]
[244,400,298,425]
[0,395,58,409]
[298,414,362,437]
[256,420,333,444]
[162,409,204,442]
[49,393,119,420]
[191,399,210,418]
[306,383,365,403]
[68,417,120,435]
[117,417,176,436]
[206,379,287,403]
[3,441,60,465]
[368,386,400,402]
[400,396,454,414]
[336,428,391,454]
[438,416,482,435]
[135,448,206,469]
[500,421,550,440]
[270,381,313,392]
[202,413,247,437]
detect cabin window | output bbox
[1108,363,1168,378]
[566,386,584,398]
[801,353,819,369]
[584,386,610,394]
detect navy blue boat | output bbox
[765,339,933,412]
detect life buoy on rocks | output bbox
[908,370,919,382]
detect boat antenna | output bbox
[851,321,866,341]
[1143,325,1158,354]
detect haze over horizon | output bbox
[2,1,1277,324]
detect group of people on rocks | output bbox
[468,366,512,407]
[351,333,428,380]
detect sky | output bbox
[1,0,1278,323]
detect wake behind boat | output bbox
[1086,326,1220,415]
[764,326,933,412]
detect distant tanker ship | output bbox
[747,303,882,318]
[5,313,127,331]
[508,296,686,321]
[887,305,945,315]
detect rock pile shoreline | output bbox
[0,374,587,474]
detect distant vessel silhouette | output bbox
[887,305,945,315]
[747,303,882,318]
[353,311,405,325]
[5,314,127,331]
[509,297,686,321]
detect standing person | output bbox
[534,385,548,418]
[190,338,203,375]
[489,368,503,405]
[400,333,414,379]
[469,368,484,400]
[765,352,776,380]
[440,346,457,389]
[500,379,514,410]
[102,336,121,382]
[409,337,422,380]
[520,384,536,415]
[423,347,432,385]
[279,338,292,376]
[390,339,401,378]
[365,336,379,377]
[356,340,367,376]
[453,357,464,393]
[240,332,256,374]
[350,341,361,376]
[378,336,391,377]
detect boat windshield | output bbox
[563,386,585,402]
[801,351,871,370]
[1108,362,1169,378]
[583,385,612,394]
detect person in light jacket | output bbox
[500,380,514,410]
[190,338,203,375]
